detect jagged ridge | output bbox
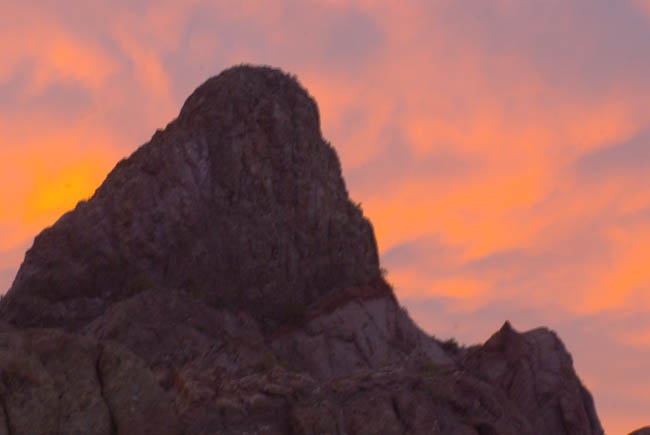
[0,65,610,434]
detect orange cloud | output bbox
[0,4,118,95]
[578,225,650,313]
[33,34,117,94]
[302,73,393,169]
[111,25,172,102]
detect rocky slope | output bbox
[0,65,609,434]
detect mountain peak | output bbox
[0,65,379,331]
[0,65,607,434]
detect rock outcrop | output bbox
[0,65,378,332]
[0,326,179,435]
[0,65,610,434]
[460,322,603,435]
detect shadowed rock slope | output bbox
[0,65,609,434]
[1,65,378,332]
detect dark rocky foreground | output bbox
[0,65,617,434]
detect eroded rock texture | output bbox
[0,328,179,435]
[0,65,378,331]
[0,65,612,434]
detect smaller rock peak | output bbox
[483,320,521,352]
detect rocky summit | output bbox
[1,65,378,332]
[0,65,613,434]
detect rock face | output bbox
[0,65,378,331]
[0,326,179,435]
[0,65,611,434]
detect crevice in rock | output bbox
[557,401,571,435]
[0,393,13,435]
[331,329,373,369]
[391,395,409,432]
[95,344,117,435]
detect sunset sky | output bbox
[2,1,650,432]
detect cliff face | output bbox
[0,65,378,332]
[0,65,607,434]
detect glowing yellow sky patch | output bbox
[22,156,110,226]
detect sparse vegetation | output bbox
[187,285,202,301]
[122,273,154,300]
[420,359,442,378]
[253,351,278,373]
[440,338,460,354]
[420,357,452,378]
[378,266,396,291]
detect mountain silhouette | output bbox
[0,65,609,434]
